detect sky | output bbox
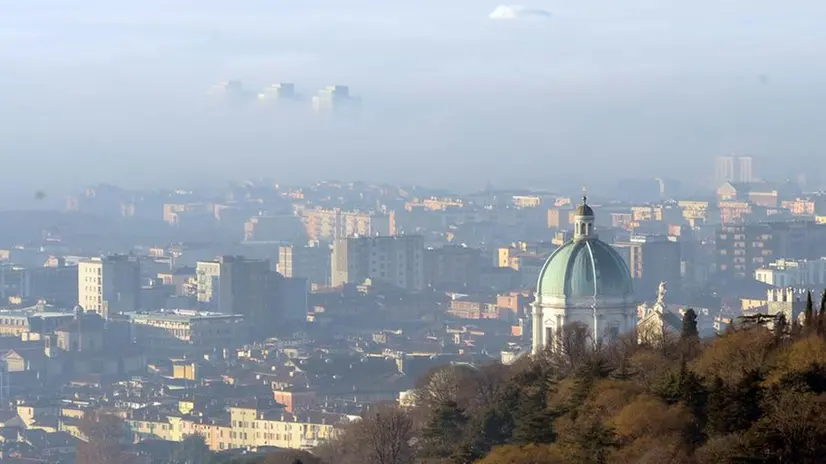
[1,0,825,206]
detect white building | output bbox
[311,85,360,114]
[755,258,826,288]
[532,197,638,354]
[257,83,297,103]
[78,255,140,319]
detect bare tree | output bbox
[552,322,593,375]
[358,405,414,464]
[319,405,413,464]
[76,411,131,464]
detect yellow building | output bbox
[126,404,343,452]
[172,360,198,381]
[300,207,395,241]
[512,195,541,208]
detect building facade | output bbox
[628,234,682,300]
[331,235,424,290]
[300,207,395,241]
[78,255,141,319]
[277,244,331,288]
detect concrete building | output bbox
[717,221,826,280]
[244,214,307,243]
[257,83,296,102]
[78,255,140,319]
[755,258,826,288]
[331,235,425,290]
[311,85,360,114]
[277,244,331,288]
[127,310,247,355]
[716,155,754,184]
[423,245,484,289]
[299,207,395,241]
[628,234,682,300]
[196,256,269,315]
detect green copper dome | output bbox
[536,238,634,299]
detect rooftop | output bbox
[126,309,244,323]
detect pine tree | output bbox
[420,400,468,460]
[681,308,701,359]
[774,313,788,344]
[818,290,826,337]
[678,359,707,447]
[805,290,814,334]
[681,308,699,340]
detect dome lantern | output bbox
[573,195,596,240]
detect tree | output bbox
[774,313,788,344]
[172,434,212,464]
[259,450,323,464]
[76,412,130,464]
[819,290,826,337]
[805,290,815,333]
[680,309,699,341]
[419,400,467,460]
[706,371,762,437]
[680,309,701,359]
[476,444,564,464]
[358,405,414,464]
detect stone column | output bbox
[531,303,544,355]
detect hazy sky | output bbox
[2,0,825,205]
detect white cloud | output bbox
[489,5,551,20]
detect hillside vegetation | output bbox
[317,296,826,464]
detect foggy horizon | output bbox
[3,0,826,208]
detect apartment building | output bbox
[716,221,826,280]
[300,207,395,241]
[126,401,343,452]
[127,310,247,354]
[755,258,826,288]
[78,255,140,319]
[277,244,331,287]
[331,235,424,290]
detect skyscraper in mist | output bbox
[716,155,754,184]
[312,85,361,114]
[258,83,296,103]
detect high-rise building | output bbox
[78,255,141,319]
[300,207,395,241]
[628,235,682,300]
[423,245,484,289]
[277,244,331,288]
[716,155,754,184]
[196,256,269,315]
[738,156,754,183]
[331,235,425,290]
[716,220,826,280]
[244,214,307,243]
[311,85,361,114]
[257,83,296,102]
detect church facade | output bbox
[532,197,637,354]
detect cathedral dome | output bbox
[536,239,634,299]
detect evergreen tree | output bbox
[678,359,707,448]
[819,290,826,337]
[420,400,468,460]
[706,371,763,436]
[681,308,699,340]
[804,290,814,333]
[172,435,212,464]
[773,313,788,344]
